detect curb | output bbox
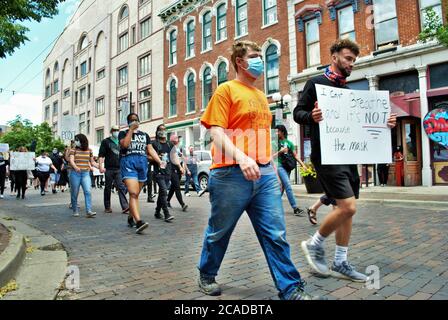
[0,225,26,288]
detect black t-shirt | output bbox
[118,130,151,157]
[0,157,8,174]
[294,74,349,165]
[98,137,120,169]
[50,154,64,172]
[151,140,172,175]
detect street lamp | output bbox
[273,92,292,126]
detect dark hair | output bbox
[74,134,89,151]
[155,123,166,137]
[330,39,360,56]
[126,113,140,123]
[275,125,288,138]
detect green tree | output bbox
[0,115,65,152]
[0,0,65,58]
[419,7,448,47]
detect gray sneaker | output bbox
[301,239,330,277]
[86,211,96,218]
[198,273,221,296]
[286,281,327,300]
[330,261,368,283]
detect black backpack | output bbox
[280,151,298,172]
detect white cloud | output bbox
[0,94,43,126]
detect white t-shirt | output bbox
[36,156,53,172]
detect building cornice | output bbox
[159,0,213,26]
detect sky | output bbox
[0,0,81,126]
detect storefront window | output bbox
[405,123,418,161]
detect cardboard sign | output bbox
[0,143,9,152]
[423,108,448,147]
[60,116,79,142]
[316,84,392,165]
[10,152,36,170]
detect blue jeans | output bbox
[277,166,298,209]
[198,165,302,299]
[185,166,201,193]
[70,171,92,213]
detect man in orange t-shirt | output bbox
[197,40,322,300]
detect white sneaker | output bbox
[73,212,80,217]
[86,211,97,218]
[185,193,191,197]
[0,195,4,199]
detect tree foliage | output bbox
[0,115,65,153]
[419,7,448,47]
[0,0,65,58]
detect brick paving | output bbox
[0,186,447,300]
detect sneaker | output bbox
[73,212,80,217]
[104,208,113,213]
[330,261,368,283]
[198,273,221,296]
[136,220,149,234]
[293,207,305,216]
[182,204,188,212]
[86,211,97,218]
[152,194,157,199]
[198,189,207,197]
[0,195,3,199]
[41,191,45,196]
[301,239,330,277]
[52,189,57,194]
[285,281,326,300]
[185,193,191,197]
[154,211,163,219]
[127,216,136,228]
[164,212,174,222]
[147,198,155,203]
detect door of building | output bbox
[401,118,422,186]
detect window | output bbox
[373,0,399,48]
[75,66,79,79]
[75,91,78,105]
[169,30,177,65]
[53,80,59,94]
[338,6,355,40]
[305,19,320,67]
[140,17,152,40]
[45,85,51,98]
[80,61,87,77]
[52,122,58,133]
[187,73,196,113]
[79,87,87,104]
[420,0,443,28]
[119,32,129,52]
[139,88,151,100]
[119,6,129,20]
[186,20,195,58]
[96,97,105,116]
[64,89,70,98]
[265,44,279,95]
[45,106,50,120]
[216,4,227,42]
[87,119,90,135]
[88,58,92,72]
[118,66,128,86]
[169,80,177,116]
[87,84,91,100]
[263,0,277,25]
[97,68,105,80]
[79,35,88,51]
[202,11,212,51]
[236,0,248,37]
[132,26,136,45]
[202,67,212,109]
[79,113,86,133]
[217,62,228,85]
[53,101,58,115]
[96,129,104,145]
[140,101,151,121]
[139,54,151,77]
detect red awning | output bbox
[390,93,421,118]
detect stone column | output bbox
[416,65,432,187]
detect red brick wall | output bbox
[163,0,290,125]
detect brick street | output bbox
[0,187,447,300]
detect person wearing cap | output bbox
[99,125,129,214]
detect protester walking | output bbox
[166,134,188,211]
[0,152,9,199]
[35,150,57,196]
[50,148,63,194]
[184,146,202,196]
[13,147,29,199]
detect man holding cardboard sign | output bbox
[294,39,397,282]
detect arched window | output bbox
[202,67,212,108]
[186,20,195,58]
[54,62,59,73]
[187,73,196,113]
[216,3,227,42]
[265,44,279,95]
[169,79,177,116]
[217,61,228,85]
[202,11,212,51]
[169,30,177,65]
[235,0,248,37]
[119,6,129,20]
[79,35,88,51]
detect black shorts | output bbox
[314,164,360,200]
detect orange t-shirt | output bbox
[201,79,272,170]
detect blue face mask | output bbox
[245,57,264,79]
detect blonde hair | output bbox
[231,40,262,73]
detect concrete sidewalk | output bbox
[292,184,447,207]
